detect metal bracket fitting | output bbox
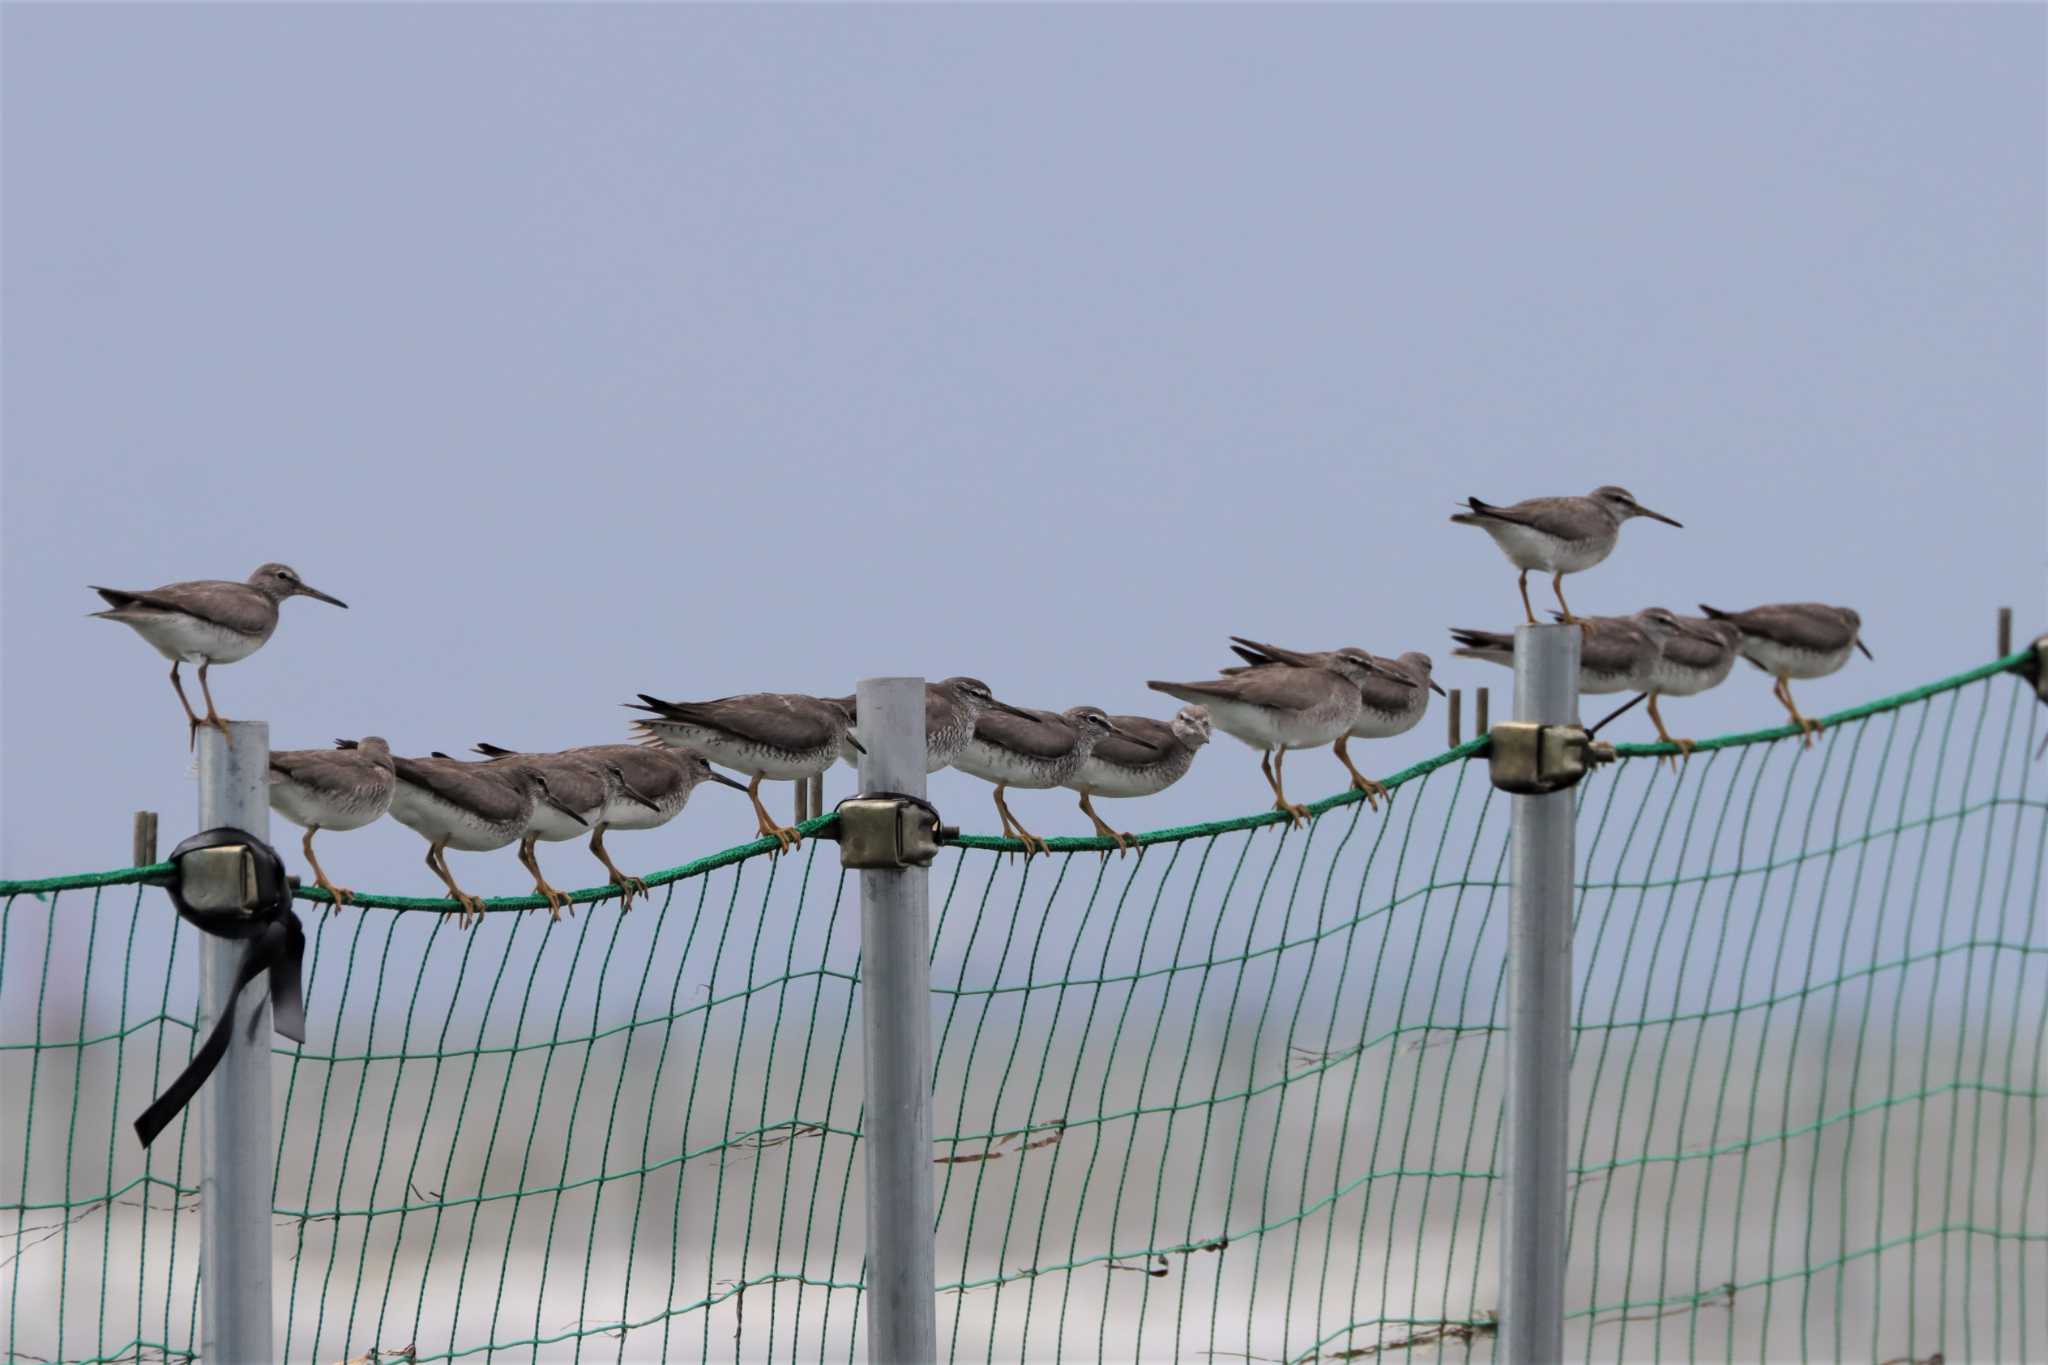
[179,844,269,914]
[1486,722,1616,795]
[2030,635,2048,704]
[830,792,957,870]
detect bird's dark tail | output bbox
[473,742,521,758]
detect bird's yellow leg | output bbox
[1646,693,1694,770]
[426,839,487,929]
[587,825,648,910]
[995,787,1048,857]
[517,835,572,922]
[169,662,205,750]
[747,775,800,852]
[1271,749,1310,828]
[1552,573,1584,631]
[195,661,233,746]
[1779,679,1822,746]
[301,828,353,912]
[1077,792,1132,857]
[1518,570,1535,626]
[1333,737,1389,810]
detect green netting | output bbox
[4,652,2043,1363]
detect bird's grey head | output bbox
[1171,704,1213,749]
[250,563,348,608]
[1393,652,1449,696]
[943,677,998,707]
[1590,486,1683,528]
[1323,650,1385,689]
[1635,607,1686,640]
[674,750,749,792]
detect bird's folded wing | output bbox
[270,751,381,800]
[971,708,1079,760]
[1723,605,1856,652]
[92,581,273,635]
[1089,716,1175,766]
[393,758,524,822]
[642,695,844,751]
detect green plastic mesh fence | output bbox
[4,652,2043,1363]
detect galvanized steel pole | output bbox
[194,721,276,1362]
[1501,626,1577,1362]
[855,677,938,1363]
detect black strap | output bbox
[133,828,308,1148]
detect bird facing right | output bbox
[386,752,584,927]
[90,562,348,746]
[951,705,1131,855]
[1223,639,1445,807]
[1697,603,1871,746]
[627,691,859,852]
[829,677,1035,773]
[1450,486,1681,626]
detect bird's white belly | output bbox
[526,803,596,843]
[1203,696,1354,753]
[1482,523,1612,574]
[1070,757,1173,799]
[1741,638,1851,680]
[1650,657,1736,697]
[388,784,520,852]
[269,781,386,833]
[953,740,1071,790]
[645,724,823,781]
[1349,703,1425,740]
[600,796,672,831]
[129,614,267,665]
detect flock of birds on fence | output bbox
[88,485,1871,924]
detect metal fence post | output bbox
[194,722,275,1362]
[1501,625,1578,1362]
[855,677,938,1363]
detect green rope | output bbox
[6,651,2044,1362]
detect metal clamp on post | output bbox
[1487,722,1616,795]
[132,827,308,1147]
[2028,635,2048,704]
[827,792,957,870]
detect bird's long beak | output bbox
[707,770,749,792]
[992,699,1036,720]
[1674,617,1725,644]
[612,769,662,810]
[844,734,867,754]
[1636,505,1683,528]
[1428,680,1448,697]
[295,582,349,608]
[1101,718,1138,740]
[1856,638,1875,661]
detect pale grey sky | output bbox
[4,4,2042,896]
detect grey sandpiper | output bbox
[1063,704,1212,855]
[1450,486,1681,625]
[267,735,396,911]
[952,705,1131,855]
[90,563,347,746]
[464,747,642,920]
[627,691,860,852]
[472,742,745,910]
[1224,638,1446,807]
[1560,609,1744,759]
[1148,651,1381,827]
[387,753,584,927]
[827,677,1034,773]
[1697,602,1871,747]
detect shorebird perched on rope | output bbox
[471,743,745,910]
[460,747,657,921]
[1450,486,1681,626]
[1697,603,1871,747]
[1149,649,1385,828]
[89,563,347,746]
[1541,608,1743,763]
[386,752,586,927]
[627,691,860,853]
[827,677,1035,773]
[1062,704,1212,855]
[951,705,1132,856]
[1221,639,1444,808]
[266,736,396,910]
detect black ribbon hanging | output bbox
[133,827,308,1148]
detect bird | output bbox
[1149,650,1385,827]
[471,742,745,910]
[386,752,585,927]
[461,747,645,921]
[827,677,1036,773]
[1450,609,1680,696]
[626,692,861,852]
[1223,639,1445,807]
[951,705,1133,855]
[266,736,396,911]
[1546,609,1745,761]
[1449,486,1681,626]
[89,563,348,746]
[1697,603,1871,747]
[1063,704,1212,855]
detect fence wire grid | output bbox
[4,651,2045,1363]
